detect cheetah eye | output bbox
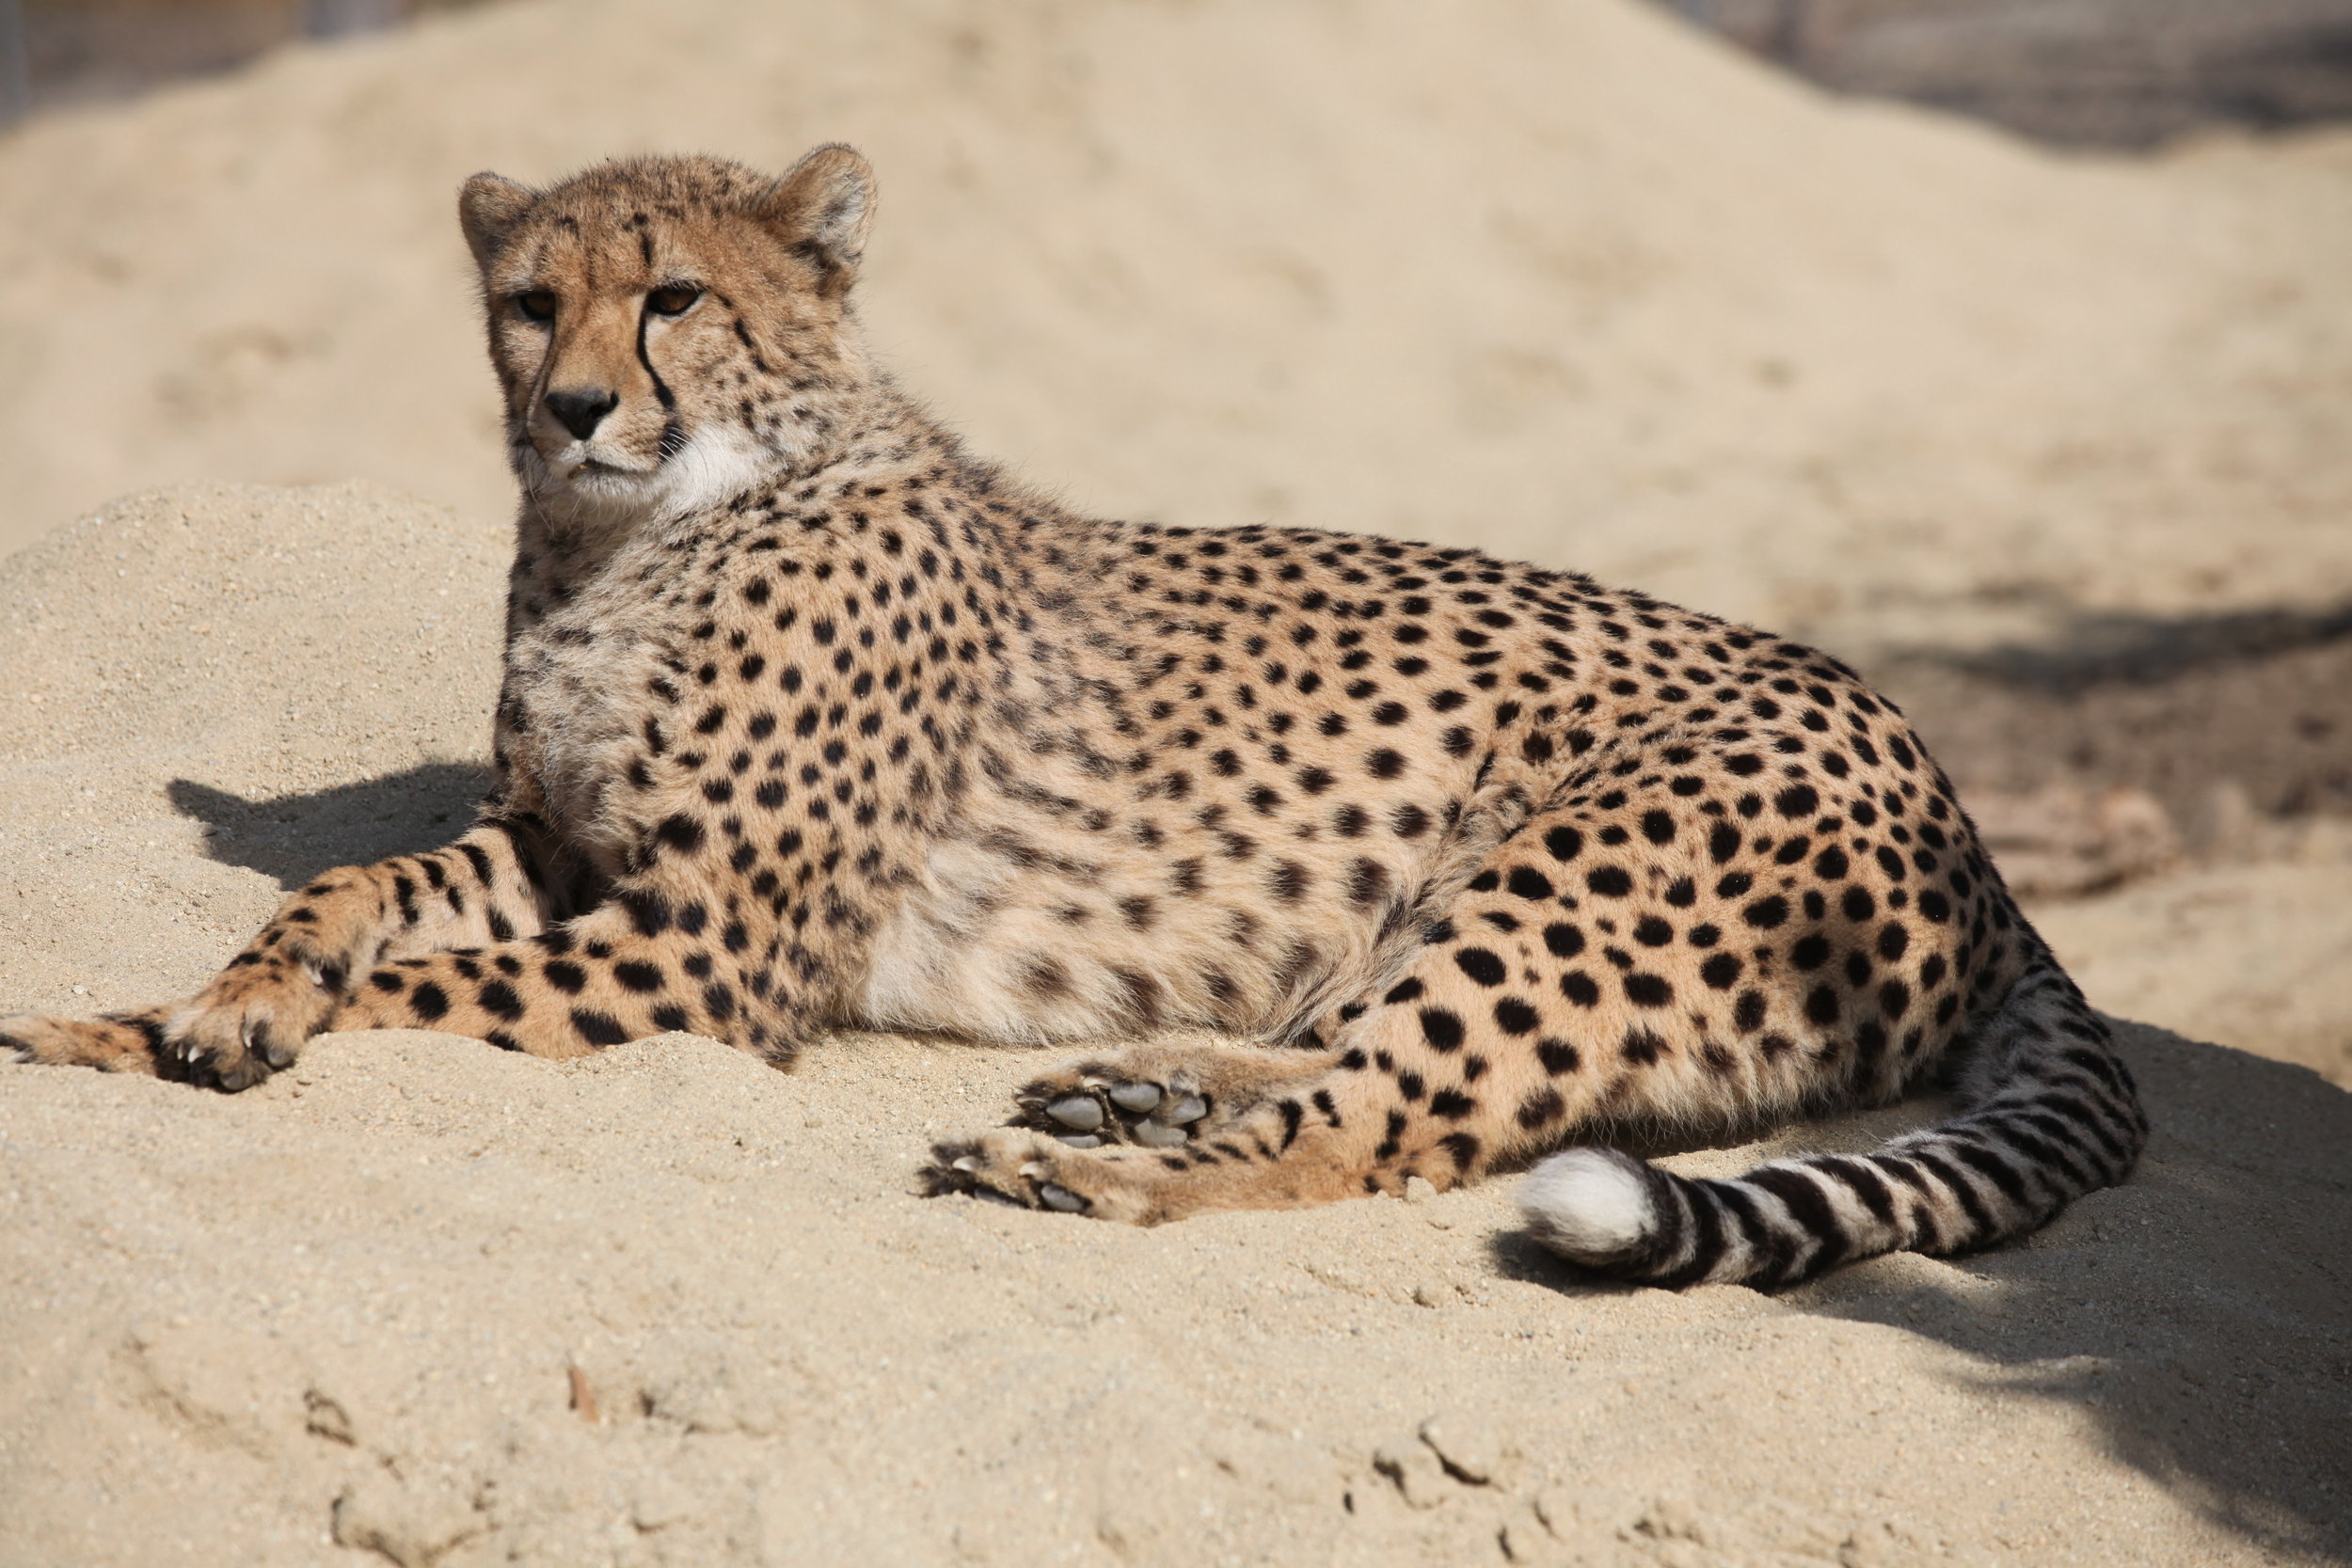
[646,284,702,317]
[514,291,557,323]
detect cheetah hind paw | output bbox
[1009,1062,1212,1150]
[921,1128,1158,1224]
[1000,1039,1330,1150]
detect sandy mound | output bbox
[5,482,2350,1567]
[2,0,2350,658]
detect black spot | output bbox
[1804,986,1840,1025]
[1814,847,1850,879]
[1505,866,1554,900]
[1454,948,1507,987]
[1699,953,1742,990]
[1734,990,1767,1032]
[1430,1088,1476,1119]
[1742,895,1789,929]
[1774,784,1820,818]
[614,961,664,992]
[477,981,524,1021]
[1640,809,1675,846]
[1585,865,1632,898]
[1419,1008,1466,1052]
[1918,890,1952,923]
[1544,826,1584,863]
[1623,973,1673,1007]
[1516,1088,1566,1130]
[1632,916,1673,946]
[1537,1037,1581,1074]
[1542,923,1585,958]
[1880,979,1912,1019]
[572,1008,631,1047]
[1621,1027,1667,1066]
[655,815,706,855]
[1494,997,1539,1035]
[1791,934,1831,971]
[1560,972,1601,1007]
[409,981,450,1022]
[1385,976,1425,1005]
[544,960,587,994]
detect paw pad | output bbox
[1030,1075,1209,1148]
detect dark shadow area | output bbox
[1,0,484,130]
[1652,0,2352,150]
[1488,1030,2352,1560]
[1874,603,2352,822]
[1912,601,2352,696]
[167,762,492,889]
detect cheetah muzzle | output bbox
[2,146,2148,1289]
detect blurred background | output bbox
[0,0,2345,1082]
[10,0,2352,140]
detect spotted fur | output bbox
[3,149,2146,1287]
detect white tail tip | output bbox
[1516,1148,1659,1264]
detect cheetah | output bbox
[4,148,2147,1288]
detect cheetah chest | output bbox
[500,592,689,866]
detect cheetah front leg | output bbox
[164,814,567,1086]
[1,1006,174,1076]
[5,815,565,1089]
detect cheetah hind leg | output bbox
[2,1006,171,1075]
[1000,1037,1337,1151]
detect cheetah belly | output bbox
[855,827,1403,1047]
[855,835,1164,1044]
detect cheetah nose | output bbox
[544,387,619,442]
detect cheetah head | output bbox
[459,147,877,534]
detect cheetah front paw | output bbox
[165,963,343,1091]
[2,1009,167,1074]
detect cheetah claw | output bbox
[921,1135,1108,1217]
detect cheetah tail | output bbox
[1512,945,2150,1289]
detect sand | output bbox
[4,1,2351,1561]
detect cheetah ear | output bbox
[458,173,537,270]
[756,144,875,297]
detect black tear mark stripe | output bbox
[636,302,677,411]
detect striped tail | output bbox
[1515,943,2149,1290]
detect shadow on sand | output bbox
[167,763,494,890]
[1490,1027,2352,1560]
